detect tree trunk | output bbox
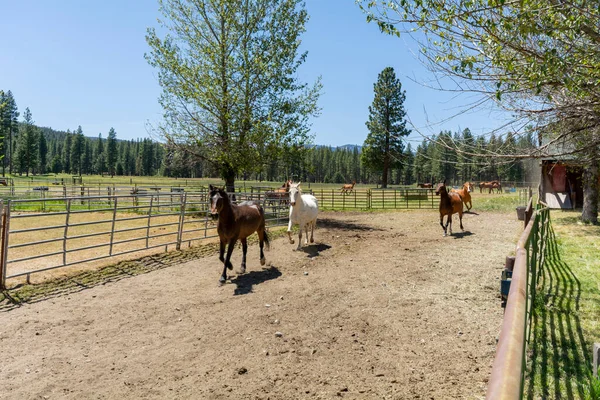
[222,164,236,195]
[581,157,598,224]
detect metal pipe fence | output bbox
[486,198,551,399]
[0,191,289,288]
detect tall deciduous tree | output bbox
[361,67,410,188]
[145,0,321,193]
[359,0,600,222]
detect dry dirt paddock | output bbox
[0,209,521,400]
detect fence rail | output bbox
[486,198,550,399]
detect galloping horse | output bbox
[209,185,270,284]
[340,180,356,194]
[436,180,464,236]
[287,182,319,250]
[452,181,474,211]
[417,183,433,188]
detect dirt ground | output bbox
[0,209,521,399]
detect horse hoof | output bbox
[289,239,295,244]
[219,277,226,285]
[310,238,314,243]
[240,266,246,274]
[260,258,266,266]
[226,262,233,270]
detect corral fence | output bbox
[486,197,551,399]
[0,183,438,211]
[0,186,438,288]
[0,190,290,289]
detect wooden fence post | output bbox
[0,202,8,290]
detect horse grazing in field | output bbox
[452,181,474,211]
[264,180,292,212]
[209,185,270,284]
[435,180,464,236]
[287,182,319,250]
[479,180,502,194]
[417,183,433,188]
[340,180,356,194]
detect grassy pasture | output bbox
[526,211,600,399]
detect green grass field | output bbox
[526,210,600,400]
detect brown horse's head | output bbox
[209,184,227,219]
[464,182,473,193]
[435,180,448,196]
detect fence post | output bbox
[146,196,154,249]
[109,197,118,256]
[63,199,71,266]
[0,202,9,290]
[176,193,187,250]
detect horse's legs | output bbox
[240,238,248,274]
[447,214,453,235]
[304,223,310,245]
[219,237,225,263]
[287,219,295,244]
[296,225,303,251]
[440,214,447,236]
[219,237,237,284]
[258,228,266,266]
[459,211,464,231]
[310,219,315,243]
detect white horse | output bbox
[287,182,318,250]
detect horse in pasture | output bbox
[264,180,292,212]
[340,181,356,194]
[417,183,433,188]
[436,180,464,236]
[209,185,270,284]
[287,182,319,250]
[479,181,502,194]
[452,181,474,211]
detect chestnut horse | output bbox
[340,180,356,194]
[209,185,270,284]
[417,183,433,188]
[264,180,292,212]
[452,181,473,211]
[435,180,464,236]
[479,180,502,194]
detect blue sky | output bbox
[0,0,509,147]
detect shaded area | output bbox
[451,231,474,239]
[526,224,600,399]
[301,243,332,257]
[231,266,282,296]
[317,218,383,231]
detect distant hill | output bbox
[338,144,362,151]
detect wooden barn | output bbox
[540,158,583,209]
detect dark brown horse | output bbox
[435,180,464,236]
[209,185,270,284]
[479,180,502,194]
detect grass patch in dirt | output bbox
[525,210,600,400]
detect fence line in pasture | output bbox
[486,197,551,399]
[0,191,289,288]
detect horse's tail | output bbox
[263,228,270,251]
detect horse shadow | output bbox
[231,266,282,296]
[317,218,383,232]
[464,211,480,215]
[301,243,332,258]
[451,231,474,239]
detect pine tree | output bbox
[361,67,411,188]
[95,133,105,175]
[106,127,117,177]
[70,126,85,176]
[38,132,48,174]
[15,108,39,176]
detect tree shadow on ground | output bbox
[231,266,282,296]
[317,218,383,231]
[526,224,600,400]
